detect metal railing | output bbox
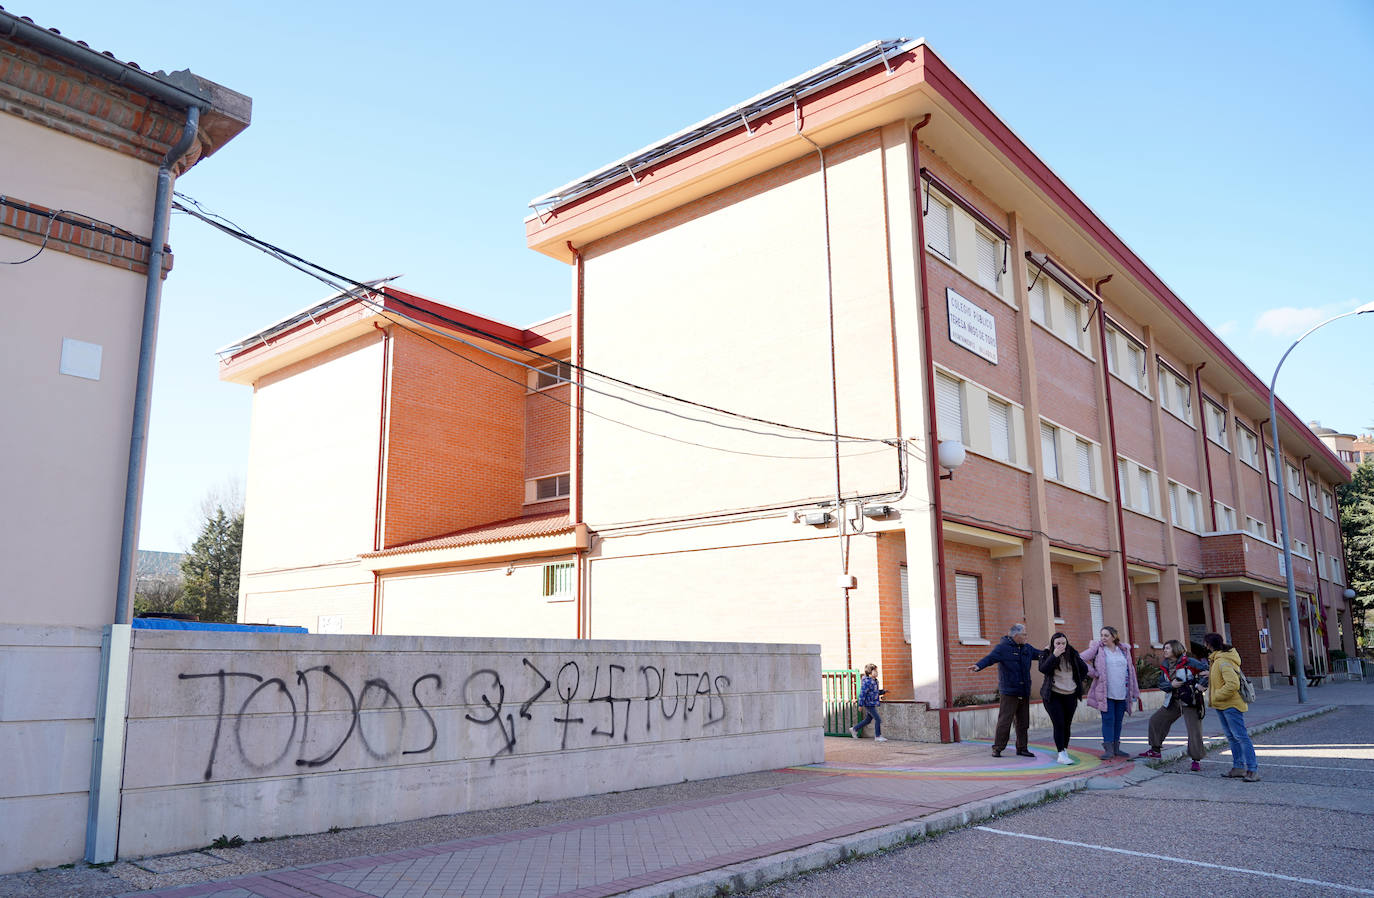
[822,669,860,735]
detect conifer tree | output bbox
[1337,459,1374,650]
[179,505,244,623]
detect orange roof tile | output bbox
[362,512,573,558]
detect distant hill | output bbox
[136,550,184,582]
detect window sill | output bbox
[1206,436,1230,453]
[1109,371,1152,401]
[1162,407,1195,429]
[1240,458,1262,473]
[961,638,991,646]
[1046,478,1108,503]
[1123,507,1165,524]
[545,595,575,604]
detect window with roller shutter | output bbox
[1090,592,1104,636]
[925,195,952,259]
[1076,439,1094,493]
[1041,422,1059,480]
[936,373,963,443]
[975,230,999,292]
[955,573,983,642]
[989,398,1011,463]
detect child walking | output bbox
[850,663,888,742]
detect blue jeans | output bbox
[855,705,882,737]
[1100,698,1127,744]
[1216,707,1257,771]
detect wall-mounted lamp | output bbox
[505,563,515,576]
[802,510,833,527]
[937,440,967,480]
[1344,588,1357,601]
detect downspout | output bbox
[1259,418,1278,538]
[568,241,587,639]
[92,103,203,866]
[1299,456,1328,667]
[1194,363,1218,532]
[372,322,392,634]
[908,116,958,740]
[1093,277,1134,650]
[113,105,202,624]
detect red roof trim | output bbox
[917,46,1343,474]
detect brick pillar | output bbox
[1223,591,1265,678]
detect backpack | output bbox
[1229,661,1257,704]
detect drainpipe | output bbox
[1093,278,1134,651]
[1194,363,1218,533]
[372,323,392,634]
[1299,456,1328,669]
[908,116,958,739]
[113,105,203,625]
[568,241,587,639]
[1259,418,1277,538]
[91,103,204,866]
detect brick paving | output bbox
[115,685,1341,898]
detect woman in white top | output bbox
[1080,626,1141,760]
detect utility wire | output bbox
[172,200,895,460]
[173,192,892,445]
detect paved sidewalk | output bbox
[7,680,1362,898]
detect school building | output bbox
[227,40,1354,728]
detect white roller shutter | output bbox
[1147,601,1160,645]
[1076,440,1094,492]
[936,373,963,442]
[925,196,951,258]
[955,574,982,641]
[1041,422,1059,480]
[975,231,998,290]
[989,398,1011,462]
[900,564,911,644]
[1028,274,1047,324]
[1090,591,1104,636]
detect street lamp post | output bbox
[1268,301,1374,703]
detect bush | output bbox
[1135,653,1161,688]
[952,692,997,707]
[1330,649,1348,661]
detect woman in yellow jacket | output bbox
[1204,632,1259,782]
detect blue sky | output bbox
[29,0,1374,551]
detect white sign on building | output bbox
[946,288,998,364]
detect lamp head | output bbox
[1344,588,1357,600]
[1356,301,1374,315]
[937,440,966,471]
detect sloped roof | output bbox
[362,511,573,558]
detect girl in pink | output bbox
[1080,625,1140,760]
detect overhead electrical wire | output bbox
[174,197,890,450]
[172,193,898,449]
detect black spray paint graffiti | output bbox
[179,658,730,779]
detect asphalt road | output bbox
[749,705,1374,898]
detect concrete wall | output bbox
[0,626,104,872]
[118,631,821,858]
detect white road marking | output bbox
[975,826,1374,895]
[1196,759,1373,773]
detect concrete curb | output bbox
[622,703,1337,898]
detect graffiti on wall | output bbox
[178,658,732,780]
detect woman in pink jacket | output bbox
[1080,626,1140,760]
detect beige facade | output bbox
[0,12,249,874]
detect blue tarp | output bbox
[132,618,308,633]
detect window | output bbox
[1215,502,1237,531]
[1324,491,1336,519]
[925,194,952,259]
[975,230,1000,292]
[527,473,571,502]
[1041,422,1060,481]
[1237,426,1260,468]
[900,564,911,643]
[1318,551,1327,580]
[530,360,572,390]
[1147,600,1161,646]
[541,562,574,598]
[1246,515,1268,540]
[1105,324,1148,393]
[1332,556,1343,585]
[1307,479,1319,505]
[1061,296,1082,347]
[1076,439,1096,493]
[955,573,983,642]
[1157,364,1193,424]
[1052,584,1062,620]
[1293,539,1310,558]
[1089,592,1104,636]
[1286,464,1302,498]
[988,397,1012,463]
[1117,458,1128,504]
[1028,271,1047,325]
[1204,400,1229,450]
[1267,448,1278,483]
[1168,480,1205,531]
[936,373,964,442]
[1137,468,1156,516]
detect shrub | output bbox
[1135,653,1161,688]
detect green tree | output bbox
[179,505,244,623]
[1337,459,1374,651]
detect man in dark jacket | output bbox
[969,624,1045,758]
